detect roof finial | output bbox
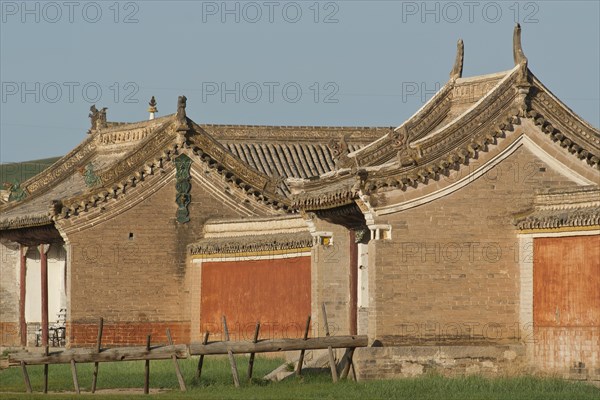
[148,96,158,120]
[513,23,528,66]
[329,133,351,169]
[176,95,189,131]
[450,39,464,80]
[87,105,107,134]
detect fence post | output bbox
[43,345,49,393]
[70,359,80,394]
[20,361,32,393]
[296,315,311,376]
[195,331,209,380]
[91,317,104,393]
[322,304,338,382]
[247,322,261,380]
[222,316,240,387]
[144,335,151,394]
[167,328,186,391]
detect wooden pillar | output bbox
[19,245,27,347]
[39,244,50,347]
[349,231,358,336]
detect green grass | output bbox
[0,355,280,393]
[0,356,598,400]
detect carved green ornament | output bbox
[82,162,102,187]
[174,154,192,223]
[7,179,27,202]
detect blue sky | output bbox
[1,0,598,162]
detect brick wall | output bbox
[311,221,352,337]
[0,322,20,347]
[366,145,581,346]
[60,164,259,346]
[69,321,190,346]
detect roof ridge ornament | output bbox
[176,95,190,131]
[329,133,351,169]
[513,24,531,116]
[87,105,107,134]
[148,96,158,120]
[513,23,528,66]
[449,39,464,80]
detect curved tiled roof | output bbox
[515,186,600,231]
[516,210,600,230]
[0,171,88,230]
[291,61,600,211]
[0,113,386,230]
[6,26,598,229]
[224,142,361,196]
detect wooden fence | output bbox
[8,305,367,394]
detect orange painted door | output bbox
[533,235,600,371]
[201,257,311,340]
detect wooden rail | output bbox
[9,344,188,366]
[8,305,365,394]
[188,335,366,355]
[9,336,366,366]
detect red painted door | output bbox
[533,235,600,371]
[201,257,311,340]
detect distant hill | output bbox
[0,157,61,185]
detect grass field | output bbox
[0,355,598,400]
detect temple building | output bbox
[1,26,598,379]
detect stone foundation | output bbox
[26,322,40,347]
[354,345,527,380]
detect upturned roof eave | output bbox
[346,80,456,160]
[290,64,600,211]
[411,65,520,147]
[0,114,180,214]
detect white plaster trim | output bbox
[311,231,333,238]
[302,215,318,234]
[356,196,376,226]
[518,235,534,361]
[518,230,600,239]
[311,231,334,246]
[368,224,392,241]
[375,135,595,216]
[204,216,308,238]
[192,251,311,263]
[522,134,596,185]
